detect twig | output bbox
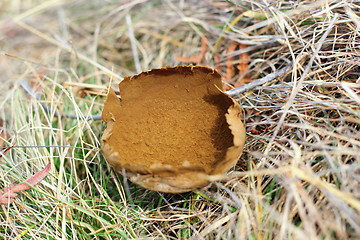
[225,62,293,97]
[0,146,13,158]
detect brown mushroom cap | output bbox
[101,66,245,193]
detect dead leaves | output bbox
[176,36,208,64]
[235,43,252,86]
[0,146,12,158]
[221,42,252,90]
[176,37,252,90]
[0,151,50,205]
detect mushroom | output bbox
[101,66,245,193]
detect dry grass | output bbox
[0,0,359,239]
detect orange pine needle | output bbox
[225,42,238,81]
[176,36,208,63]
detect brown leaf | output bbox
[26,162,51,186]
[234,43,252,87]
[176,36,208,63]
[0,146,12,158]
[0,163,51,205]
[214,53,222,72]
[237,44,250,74]
[225,42,239,82]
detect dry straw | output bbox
[0,0,359,239]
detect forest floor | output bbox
[0,0,359,239]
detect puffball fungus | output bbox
[101,66,245,193]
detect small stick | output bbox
[63,82,108,90]
[0,146,13,158]
[225,63,293,97]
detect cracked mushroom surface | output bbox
[101,66,246,193]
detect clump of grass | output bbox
[0,0,359,239]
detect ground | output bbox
[0,0,359,239]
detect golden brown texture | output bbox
[101,66,245,193]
